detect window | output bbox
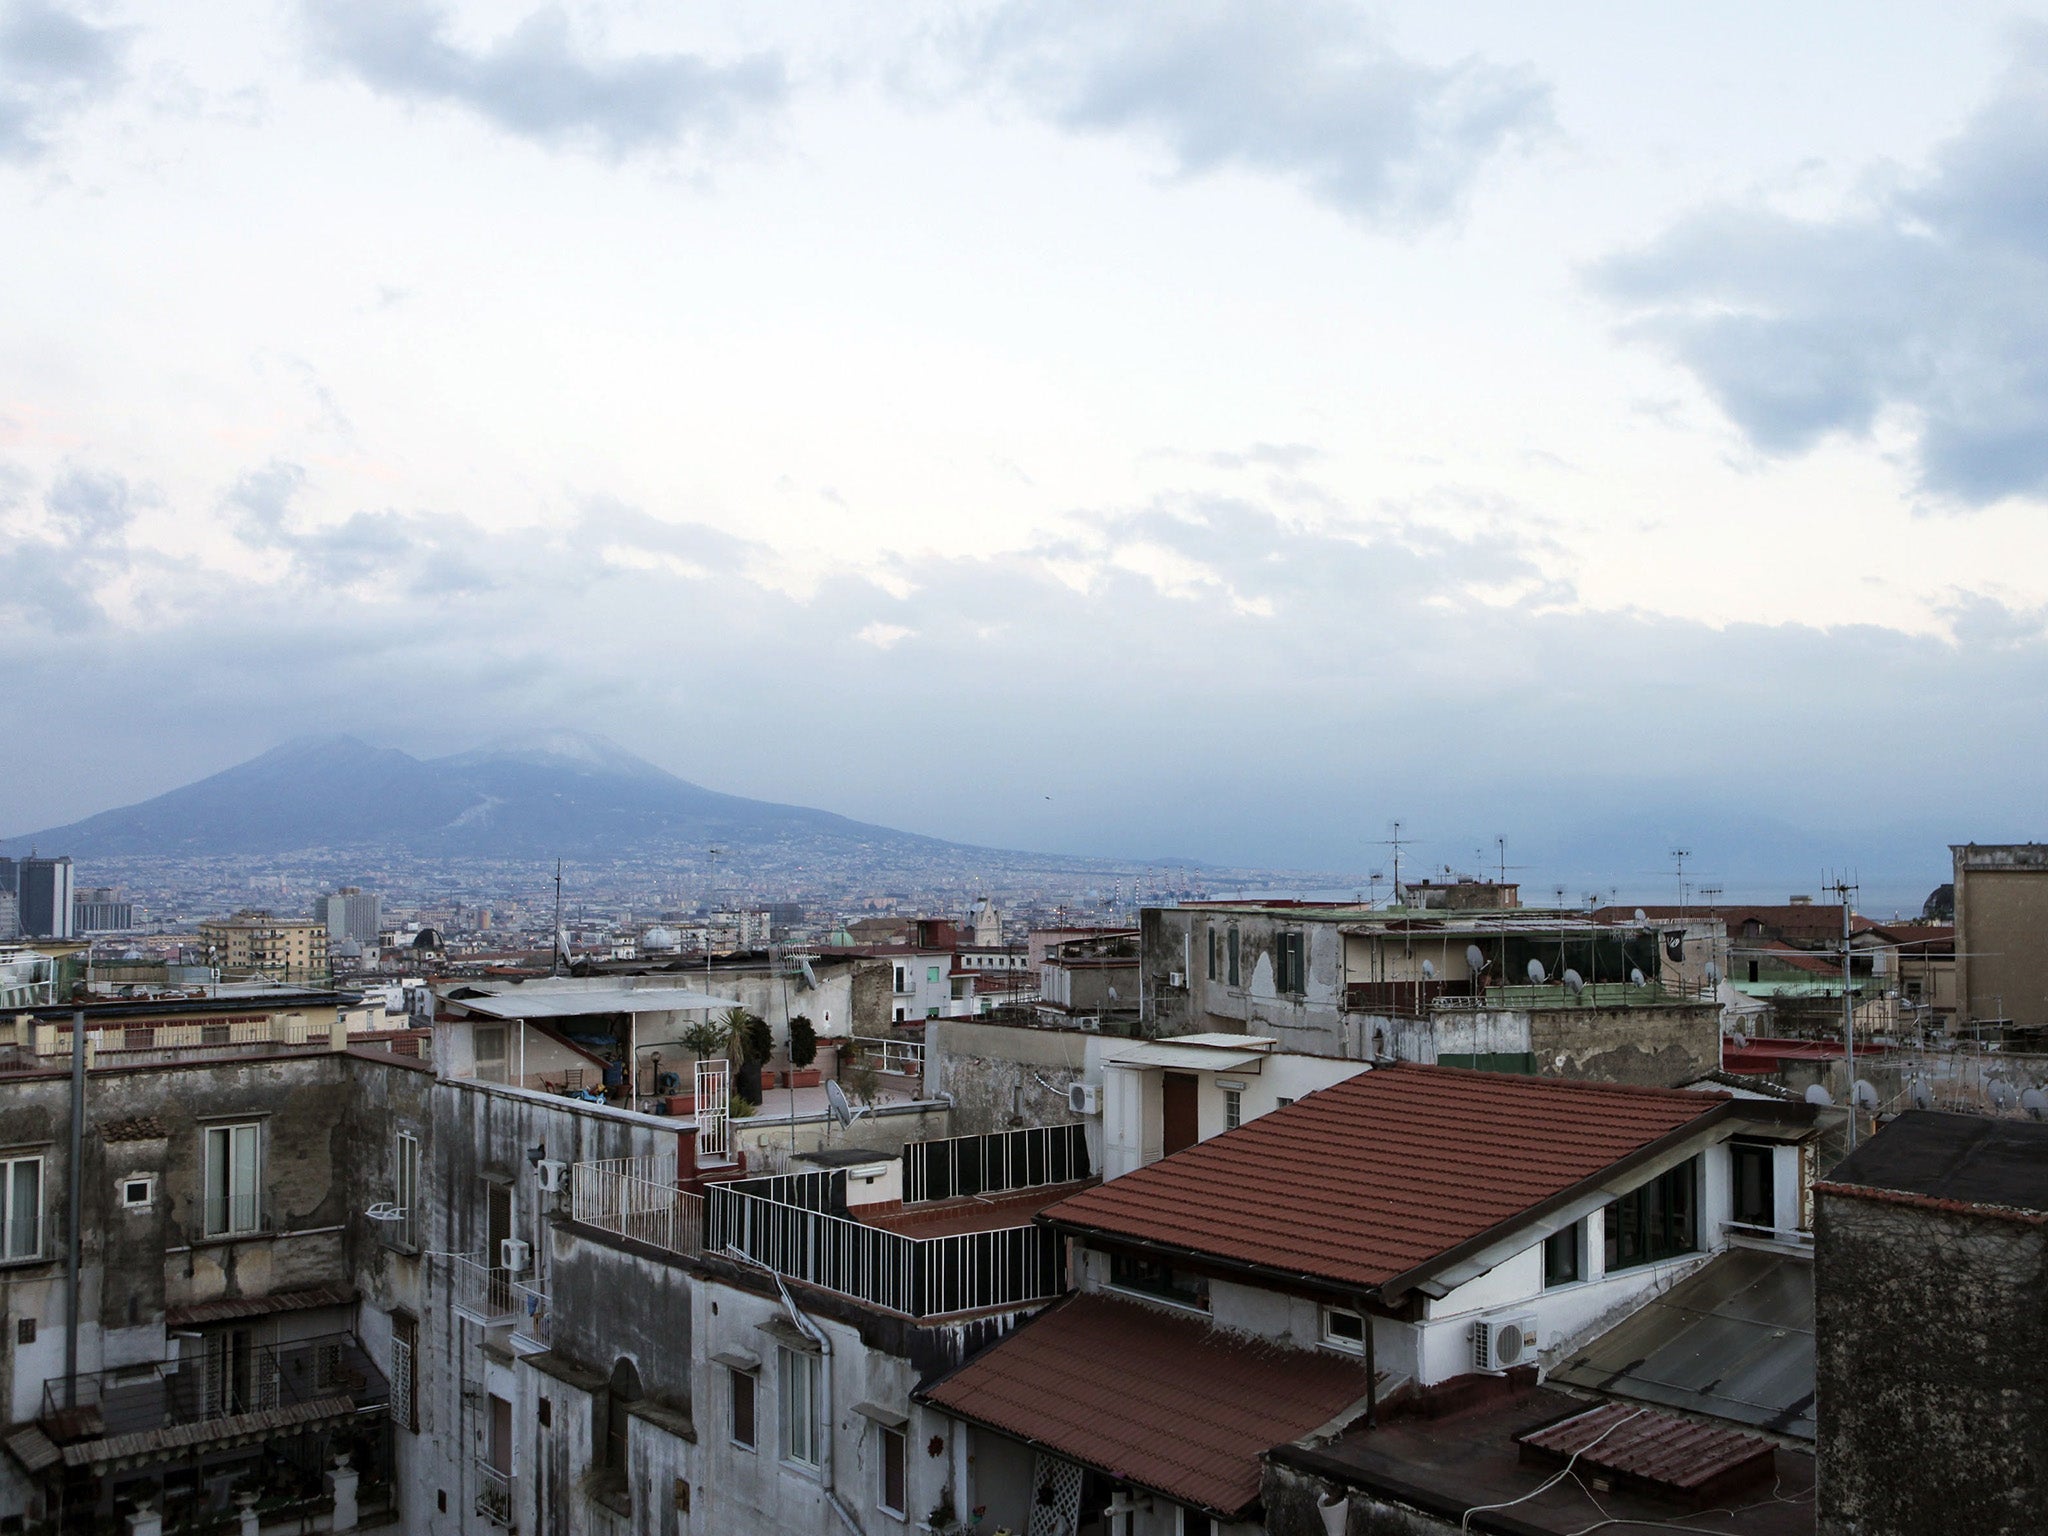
[1206,928,1218,981]
[0,1156,41,1260]
[779,1347,820,1467]
[1542,1223,1582,1288]
[1226,928,1240,987]
[927,965,941,983]
[473,1025,507,1081]
[203,1124,262,1236]
[121,1176,153,1210]
[1603,1159,1698,1273]
[878,1424,906,1517]
[605,1358,641,1474]
[391,1314,418,1433]
[1730,1142,1776,1230]
[1108,1252,1209,1311]
[393,1131,420,1250]
[1276,1097,1295,1109]
[1181,1511,1214,1536]
[1223,1089,1241,1131]
[729,1367,756,1450]
[1321,1307,1366,1353]
[1275,932,1306,994]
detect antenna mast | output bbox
[1832,875,1860,1150]
[1670,848,1691,914]
[551,859,563,978]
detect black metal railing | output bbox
[43,1331,387,1440]
[903,1123,1091,1204]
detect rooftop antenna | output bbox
[1384,822,1408,904]
[1496,836,1507,886]
[550,859,563,978]
[1671,848,1691,914]
[1830,876,1860,1149]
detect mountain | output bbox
[0,732,961,861]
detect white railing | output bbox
[705,1182,1064,1319]
[448,1255,521,1322]
[571,1155,703,1257]
[474,1462,513,1527]
[850,1035,926,1076]
[904,1124,1091,1204]
[697,1057,731,1163]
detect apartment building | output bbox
[1951,842,2048,1034]
[198,912,329,984]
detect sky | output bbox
[2,0,2046,896]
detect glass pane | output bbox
[232,1125,260,1232]
[6,1160,36,1258]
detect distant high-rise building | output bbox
[72,887,135,933]
[16,856,73,940]
[0,892,17,942]
[314,886,383,947]
[199,910,328,983]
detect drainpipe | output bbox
[1359,1295,1378,1428]
[64,1008,84,1408]
[724,1248,864,1536]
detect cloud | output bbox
[0,0,126,162]
[958,0,1548,228]
[303,0,786,157]
[1597,33,2048,506]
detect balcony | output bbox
[475,1461,514,1526]
[904,1123,1090,1204]
[38,1332,386,1466]
[571,1155,704,1258]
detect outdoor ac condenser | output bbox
[1068,1082,1101,1115]
[1472,1313,1539,1373]
[500,1237,532,1274]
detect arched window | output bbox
[605,1358,642,1474]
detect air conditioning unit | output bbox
[1169,971,1187,988]
[1068,1082,1101,1115]
[1471,1314,1539,1373]
[535,1159,568,1193]
[500,1237,532,1274]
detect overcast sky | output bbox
[3,0,2045,890]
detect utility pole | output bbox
[550,860,563,978]
[1834,877,1860,1151]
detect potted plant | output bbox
[787,1014,820,1088]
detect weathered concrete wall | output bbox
[926,1019,1093,1138]
[1954,845,2048,1029]
[1816,1189,2048,1536]
[1263,1462,1457,1535]
[1528,1002,1719,1087]
[734,1099,951,1168]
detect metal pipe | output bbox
[64,1008,84,1408]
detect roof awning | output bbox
[919,1292,1375,1519]
[451,988,732,1020]
[1105,1043,1269,1072]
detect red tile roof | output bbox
[1041,1064,1724,1292]
[1518,1402,1776,1502]
[919,1291,1374,1516]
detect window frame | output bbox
[0,1155,43,1262]
[1320,1305,1367,1354]
[120,1175,154,1211]
[1602,1158,1700,1274]
[778,1346,820,1470]
[729,1366,757,1451]
[1542,1221,1583,1289]
[390,1313,419,1433]
[877,1423,907,1518]
[202,1122,264,1238]
[1226,927,1240,987]
[1222,1088,1241,1132]
[392,1130,421,1251]
[1729,1141,1776,1231]
[1107,1251,1210,1313]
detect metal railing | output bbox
[449,1255,522,1323]
[571,1155,704,1257]
[475,1462,514,1527]
[904,1123,1090,1204]
[1432,979,1706,1010]
[849,1035,925,1076]
[44,1331,386,1438]
[706,1183,1064,1319]
[511,1278,552,1346]
[1343,979,1473,1016]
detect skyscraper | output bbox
[16,857,73,940]
[314,887,382,947]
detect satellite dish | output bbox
[1852,1079,1880,1111]
[1703,961,1722,986]
[1421,959,1436,980]
[1989,1081,2016,1111]
[1730,1030,1750,1050]
[2023,1088,2048,1121]
[1909,1080,1934,1111]
[1466,944,1487,973]
[824,1079,857,1128]
[1562,968,1584,997]
[1805,1084,1834,1107]
[1634,908,1648,926]
[1629,967,1646,987]
[1527,959,1547,984]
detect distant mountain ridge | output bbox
[0,731,963,861]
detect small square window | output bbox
[121,1178,152,1209]
[1223,1089,1242,1131]
[16,1318,34,1345]
[1543,1223,1582,1288]
[1322,1307,1366,1352]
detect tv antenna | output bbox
[1378,822,1409,904]
[1670,848,1691,912]
[1830,876,1861,1148]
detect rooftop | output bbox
[1040,1064,1733,1296]
[1818,1110,2048,1218]
[918,1291,1375,1518]
[1275,1386,1815,1536]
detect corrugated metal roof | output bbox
[918,1291,1374,1517]
[1549,1249,1814,1439]
[164,1285,355,1328]
[1518,1402,1776,1499]
[452,987,730,1019]
[1040,1064,1724,1292]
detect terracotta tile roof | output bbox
[918,1292,1374,1516]
[1041,1064,1724,1292]
[1517,1402,1777,1502]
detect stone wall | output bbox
[1527,1002,1719,1087]
[924,1019,1091,1139]
[1815,1189,2048,1536]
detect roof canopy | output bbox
[451,987,731,1020]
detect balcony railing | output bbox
[449,1255,523,1325]
[904,1123,1091,1204]
[705,1182,1064,1319]
[42,1332,386,1442]
[571,1155,704,1258]
[475,1461,514,1526]
[849,1034,925,1076]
